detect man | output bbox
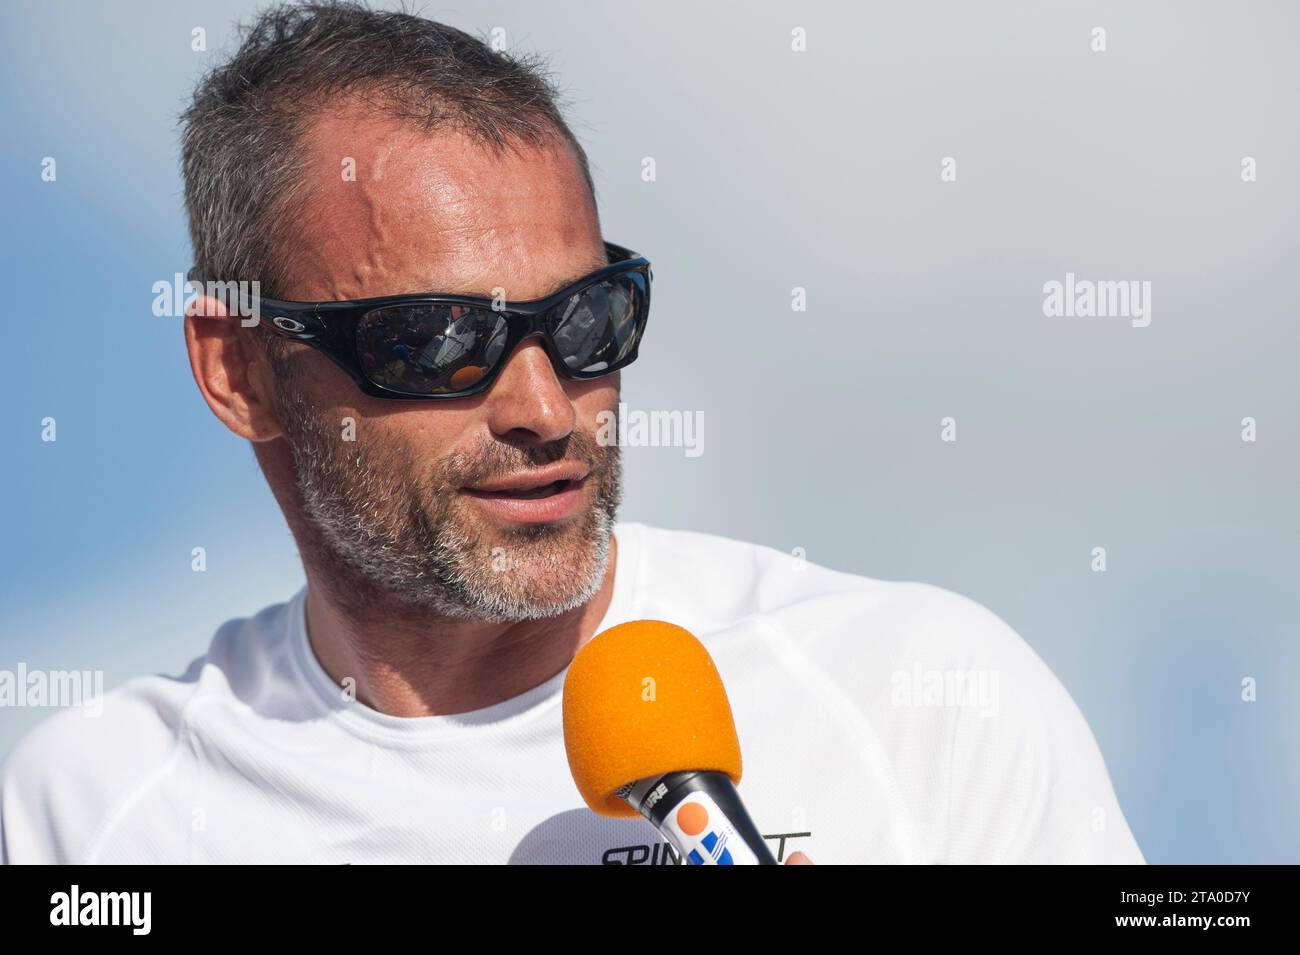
[0,2,1143,864]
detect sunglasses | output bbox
[188,241,651,400]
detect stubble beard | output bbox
[270,370,623,624]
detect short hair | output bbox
[180,0,595,299]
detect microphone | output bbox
[562,619,778,865]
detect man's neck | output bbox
[301,535,618,717]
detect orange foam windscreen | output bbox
[562,619,743,817]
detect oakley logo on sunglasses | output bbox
[272,316,309,334]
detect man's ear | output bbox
[184,294,284,442]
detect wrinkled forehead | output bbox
[280,103,603,303]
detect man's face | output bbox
[262,105,621,621]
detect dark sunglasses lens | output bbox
[356,304,508,395]
[549,272,646,375]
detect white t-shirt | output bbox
[0,522,1144,864]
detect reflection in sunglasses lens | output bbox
[551,274,642,373]
[357,305,507,395]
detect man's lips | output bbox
[461,462,590,500]
[459,462,590,524]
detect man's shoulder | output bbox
[0,591,302,863]
[630,523,1098,754]
[628,524,1142,862]
[3,591,301,762]
[626,522,1030,661]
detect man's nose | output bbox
[482,336,575,444]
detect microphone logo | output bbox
[668,794,757,865]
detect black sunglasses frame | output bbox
[187,241,651,400]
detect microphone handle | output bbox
[622,770,778,865]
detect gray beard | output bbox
[272,373,622,623]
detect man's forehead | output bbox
[285,104,601,301]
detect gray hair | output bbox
[180,0,595,298]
